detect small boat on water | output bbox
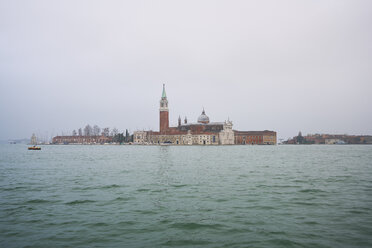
[28,146,41,150]
[28,133,41,150]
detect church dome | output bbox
[197,109,210,124]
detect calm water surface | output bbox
[0,144,371,248]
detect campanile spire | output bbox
[159,84,169,133]
[162,83,167,99]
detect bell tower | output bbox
[159,84,169,133]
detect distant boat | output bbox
[28,146,41,150]
[335,140,346,145]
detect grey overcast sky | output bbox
[1,0,371,141]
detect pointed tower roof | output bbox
[162,84,167,98]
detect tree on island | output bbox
[125,129,130,142]
[93,125,101,136]
[78,128,83,136]
[296,131,305,144]
[102,127,110,137]
[113,132,125,144]
[72,130,77,136]
[111,128,118,137]
[84,124,93,136]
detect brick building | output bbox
[134,85,276,145]
[234,131,277,145]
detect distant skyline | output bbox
[1,0,372,141]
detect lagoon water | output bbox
[0,144,372,248]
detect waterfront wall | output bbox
[52,136,113,144]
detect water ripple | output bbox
[65,199,96,205]
[170,222,225,230]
